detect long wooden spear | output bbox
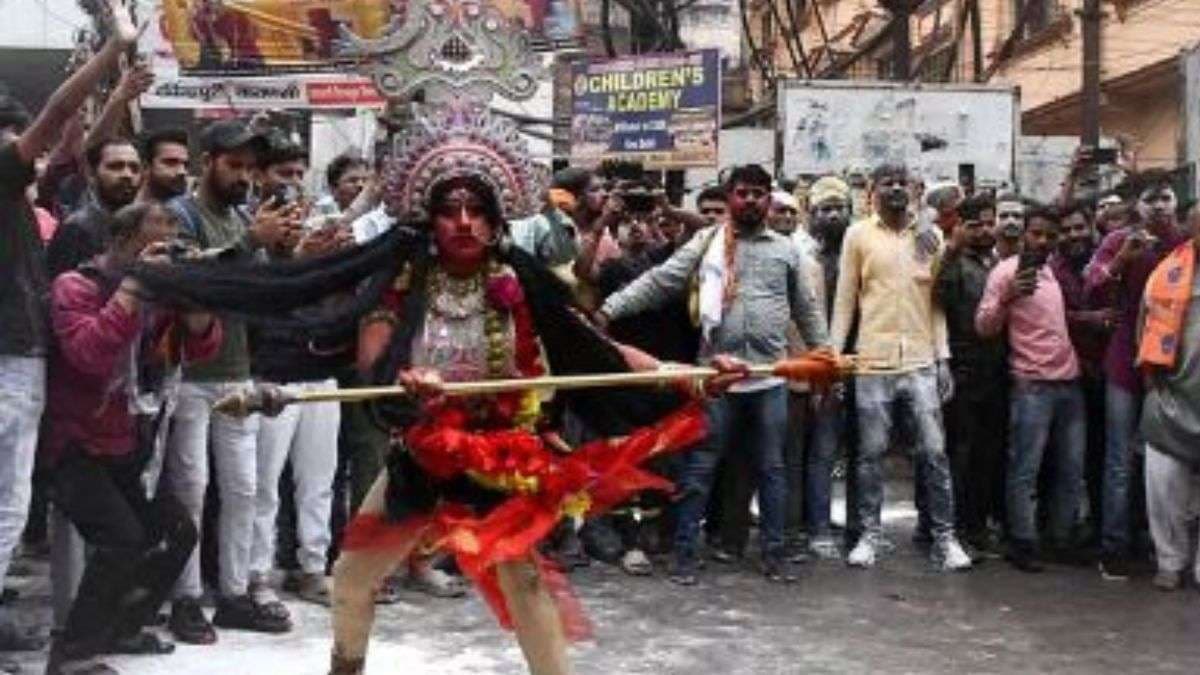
[213,354,860,418]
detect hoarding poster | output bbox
[570,49,720,169]
[138,0,583,109]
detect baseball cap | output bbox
[200,119,267,155]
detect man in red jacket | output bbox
[43,201,222,674]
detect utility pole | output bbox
[1080,0,1102,153]
[887,0,913,81]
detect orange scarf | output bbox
[1137,241,1196,371]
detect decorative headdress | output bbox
[337,0,549,221]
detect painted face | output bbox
[697,198,728,226]
[810,197,849,243]
[874,172,910,214]
[1023,216,1060,260]
[727,182,770,230]
[1059,211,1094,262]
[148,142,189,200]
[768,202,799,234]
[963,207,996,253]
[95,143,142,209]
[995,200,1026,240]
[1137,185,1177,232]
[206,148,256,206]
[432,187,492,270]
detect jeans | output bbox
[1101,382,1141,555]
[944,372,1008,537]
[674,386,789,562]
[805,391,844,538]
[854,367,954,539]
[52,448,196,653]
[253,379,340,576]
[0,356,45,582]
[166,380,260,598]
[783,392,810,539]
[1007,380,1086,547]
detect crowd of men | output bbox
[1,11,1199,674]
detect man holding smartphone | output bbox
[1084,170,1191,580]
[976,205,1085,573]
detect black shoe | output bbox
[762,557,799,584]
[1098,555,1133,581]
[106,629,176,655]
[1045,546,1094,568]
[1005,547,1044,574]
[169,597,217,645]
[213,595,292,634]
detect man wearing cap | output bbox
[803,175,856,559]
[163,119,301,643]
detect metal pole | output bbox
[1081,0,1102,150]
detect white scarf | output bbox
[698,224,728,342]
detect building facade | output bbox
[745,0,1200,181]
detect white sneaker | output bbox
[936,537,973,571]
[808,535,841,561]
[847,535,878,568]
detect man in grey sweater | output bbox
[598,164,828,585]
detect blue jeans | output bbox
[1007,380,1086,546]
[805,392,843,537]
[854,367,954,539]
[674,386,789,563]
[1101,382,1141,555]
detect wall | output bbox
[0,0,89,50]
[991,0,1200,111]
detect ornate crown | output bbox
[338,0,549,221]
[381,103,542,221]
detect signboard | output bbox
[778,80,1018,185]
[138,0,582,109]
[570,49,721,169]
[142,0,581,76]
[142,73,386,110]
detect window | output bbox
[1014,0,1062,40]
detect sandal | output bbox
[107,630,176,655]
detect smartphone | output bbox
[268,184,299,206]
[1086,147,1119,165]
[1017,249,1046,273]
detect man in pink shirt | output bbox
[976,204,1085,573]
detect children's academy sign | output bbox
[570,49,721,169]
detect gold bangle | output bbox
[362,309,398,328]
